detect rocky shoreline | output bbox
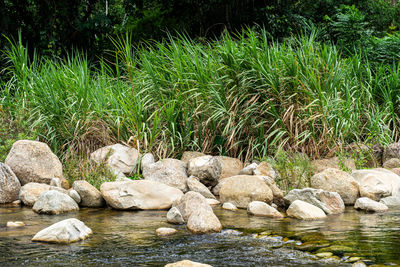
[2,140,400,266]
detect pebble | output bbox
[155,227,177,237]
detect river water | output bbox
[0,205,399,266]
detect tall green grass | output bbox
[1,28,399,161]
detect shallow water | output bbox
[0,205,399,266]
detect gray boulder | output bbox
[167,207,185,224]
[32,218,92,243]
[0,163,21,203]
[33,190,79,214]
[284,188,345,214]
[187,156,221,187]
[187,176,215,199]
[72,180,104,207]
[5,140,64,186]
[143,158,188,192]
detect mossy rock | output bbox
[316,245,354,254]
[300,232,326,243]
[315,252,333,258]
[297,241,330,252]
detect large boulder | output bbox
[354,197,388,212]
[173,191,222,234]
[219,175,273,208]
[215,156,243,179]
[5,140,63,186]
[181,151,206,163]
[165,260,213,267]
[72,180,104,207]
[352,169,400,201]
[187,156,221,187]
[311,168,359,205]
[0,163,21,203]
[247,201,283,218]
[383,143,400,163]
[33,190,79,215]
[286,200,327,220]
[19,182,51,206]
[284,188,345,214]
[142,158,188,192]
[311,157,355,174]
[187,176,215,199]
[100,180,183,210]
[90,144,140,175]
[32,218,92,243]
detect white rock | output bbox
[6,221,25,227]
[155,227,177,237]
[286,200,327,220]
[50,178,61,188]
[101,180,183,210]
[222,202,238,211]
[187,176,215,199]
[68,189,81,204]
[32,190,79,215]
[32,218,92,243]
[206,198,220,206]
[167,207,185,224]
[247,201,283,218]
[90,144,140,175]
[354,197,388,212]
[141,153,155,171]
[380,196,400,206]
[165,260,213,267]
[239,163,258,175]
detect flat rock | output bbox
[311,168,359,205]
[284,188,345,214]
[5,140,64,186]
[187,176,215,199]
[72,180,104,207]
[187,156,221,187]
[222,202,238,211]
[354,197,388,212]
[32,190,79,215]
[215,156,243,179]
[101,180,183,210]
[352,169,400,201]
[143,158,188,192]
[286,200,327,220]
[19,182,51,206]
[219,175,273,208]
[165,260,213,267]
[167,207,185,224]
[32,218,92,243]
[90,144,140,175]
[156,227,177,237]
[247,201,283,218]
[0,163,21,203]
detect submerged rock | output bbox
[156,227,177,237]
[0,162,21,204]
[19,182,51,206]
[143,158,188,192]
[311,168,359,205]
[215,156,243,179]
[5,140,64,186]
[286,200,327,220]
[187,176,215,199]
[352,169,400,201]
[90,144,141,175]
[72,180,104,207]
[284,188,345,214]
[247,201,283,218]
[32,218,92,243]
[32,190,79,215]
[101,180,183,210]
[165,260,213,267]
[354,197,388,212]
[219,175,273,208]
[187,156,221,187]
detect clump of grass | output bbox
[63,153,117,190]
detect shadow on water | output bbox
[0,205,399,266]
